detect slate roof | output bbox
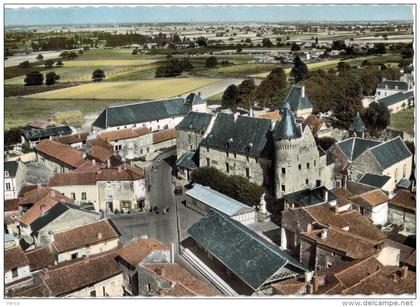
[283,84,313,111]
[5,161,19,177]
[378,90,414,107]
[176,150,199,170]
[370,137,412,169]
[349,112,367,133]
[175,111,213,133]
[22,126,73,141]
[185,93,207,105]
[92,98,189,129]
[201,113,274,159]
[186,184,254,217]
[336,137,382,161]
[187,210,308,291]
[377,80,409,91]
[284,186,337,207]
[273,102,302,140]
[357,173,392,189]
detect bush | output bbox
[92,69,105,81]
[191,167,264,208]
[19,61,30,68]
[205,56,218,68]
[24,71,44,86]
[45,72,60,85]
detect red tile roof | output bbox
[256,110,282,121]
[52,219,120,253]
[99,127,151,142]
[36,140,86,169]
[49,171,98,186]
[5,198,20,212]
[25,246,55,272]
[389,190,416,212]
[87,145,115,162]
[331,188,353,207]
[5,246,29,271]
[152,128,176,144]
[350,189,389,208]
[53,132,89,145]
[88,137,113,150]
[272,278,306,295]
[117,238,168,268]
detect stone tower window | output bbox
[282,185,285,192]
[282,168,286,174]
[307,162,310,169]
[298,164,302,170]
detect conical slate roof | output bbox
[274,103,302,140]
[349,112,367,133]
[283,84,313,112]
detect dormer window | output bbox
[4,171,9,177]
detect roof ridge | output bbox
[335,255,379,278]
[341,267,382,294]
[107,97,183,109]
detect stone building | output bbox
[273,103,335,198]
[184,92,209,113]
[5,244,32,293]
[375,79,410,99]
[387,189,416,234]
[350,189,389,226]
[21,125,73,148]
[5,160,26,200]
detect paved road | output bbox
[5,49,82,67]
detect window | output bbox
[403,164,407,177]
[71,252,78,259]
[305,179,309,185]
[103,286,106,296]
[90,290,96,297]
[188,134,192,142]
[5,183,11,190]
[81,192,87,200]
[206,158,210,167]
[4,171,9,177]
[234,153,236,159]
[225,163,229,173]
[246,168,250,178]
[226,151,229,157]
[147,283,151,292]
[326,260,333,268]
[282,168,286,175]
[281,185,285,192]
[11,268,18,278]
[314,160,316,167]
[307,162,310,169]
[207,147,209,152]
[70,193,76,200]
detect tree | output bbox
[56,61,64,67]
[236,46,242,53]
[337,61,351,72]
[4,127,23,146]
[360,66,382,96]
[222,84,238,107]
[262,38,273,48]
[92,69,105,82]
[362,101,390,134]
[36,54,44,60]
[196,36,208,47]
[45,72,60,85]
[44,59,54,68]
[316,136,337,151]
[237,79,257,108]
[331,40,347,50]
[205,56,218,68]
[19,61,30,68]
[24,71,44,86]
[256,67,287,105]
[290,56,309,82]
[290,43,301,52]
[401,43,414,59]
[132,48,138,55]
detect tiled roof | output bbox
[87,137,113,149]
[403,250,416,268]
[23,126,73,141]
[96,165,145,181]
[283,84,313,111]
[201,113,274,159]
[284,186,337,207]
[18,185,52,206]
[144,263,218,296]
[28,203,72,232]
[52,219,120,253]
[41,250,122,296]
[377,80,409,91]
[256,110,282,121]
[5,198,20,211]
[304,203,386,243]
[5,245,29,271]
[303,114,326,134]
[49,171,98,186]
[5,161,19,177]
[331,188,353,207]
[186,184,254,216]
[370,137,412,170]
[272,278,306,295]
[53,132,89,145]
[349,112,367,133]
[302,228,379,259]
[357,173,392,189]
[92,98,189,129]
[25,246,55,272]
[389,189,416,212]
[153,128,176,144]
[187,210,308,290]
[175,150,199,170]
[87,145,115,162]
[335,137,382,161]
[273,102,302,140]
[378,90,414,107]
[175,111,213,132]
[341,266,415,295]
[350,189,389,208]
[99,127,151,142]
[117,238,168,268]
[36,140,86,169]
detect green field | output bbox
[390,107,415,135]
[26,78,220,100]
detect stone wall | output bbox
[388,205,416,233]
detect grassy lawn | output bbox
[206,92,224,105]
[76,48,165,61]
[25,78,220,100]
[194,63,281,78]
[5,97,137,129]
[390,107,415,135]
[4,83,80,97]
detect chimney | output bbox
[49,190,56,198]
[342,225,350,231]
[82,152,87,159]
[307,223,312,232]
[40,205,48,217]
[37,183,43,190]
[324,189,329,203]
[233,112,239,122]
[97,232,103,240]
[313,276,321,292]
[301,85,305,98]
[321,229,328,240]
[306,283,314,294]
[50,233,55,243]
[92,159,96,165]
[393,272,399,283]
[401,266,408,279]
[107,159,111,168]
[118,165,122,172]
[123,163,127,170]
